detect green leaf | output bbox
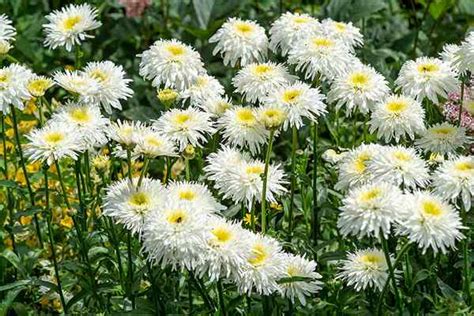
[413,269,430,286]
[458,0,474,15]
[122,106,160,122]
[437,278,463,302]
[0,180,18,189]
[193,0,215,29]
[277,276,314,284]
[349,0,386,21]
[428,0,455,19]
[0,280,31,292]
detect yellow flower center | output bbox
[128,192,150,208]
[246,165,264,175]
[44,132,65,145]
[27,79,51,97]
[211,226,233,243]
[359,188,381,203]
[421,200,443,217]
[360,254,383,266]
[260,108,286,129]
[349,72,369,88]
[312,37,334,48]
[167,44,185,56]
[158,88,179,102]
[166,209,187,224]
[455,161,474,172]
[144,135,162,147]
[334,22,347,32]
[253,64,272,76]
[282,89,302,103]
[216,101,231,114]
[178,189,196,201]
[89,69,108,82]
[236,108,257,126]
[431,126,455,136]
[63,15,82,31]
[0,72,10,87]
[386,100,408,113]
[393,151,411,161]
[248,243,268,266]
[172,113,191,125]
[70,108,91,123]
[353,152,371,174]
[417,63,439,73]
[287,265,299,276]
[234,22,254,35]
[293,16,309,24]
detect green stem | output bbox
[185,158,191,181]
[74,45,82,69]
[460,203,471,306]
[217,280,227,316]
[10,106,43,247]
[288,127,298,240]
[261,130,275,234]
[165,157,172,184]
[84,150,92,194]
[379,234,403,315]
[250,198,256,231]
[312,123,319,244]
[137,157,150,188]
[189,271,215,312]
[127,230,135,309]
[126,148,133,183]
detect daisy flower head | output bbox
[415,122,469,155]
[153,108,215,151]
[440,43,461,71]
[107,119,146,147]
[82,61,133,113]
[0,63,33,113]
[52,101,110,149]
[329,64,390,115]
[209,17,268,67]
[103,177,164,235]
[198,95,234,117]
[180,74,224,106]
[369,146,430,189]
[217,106,269,155]
[432,156,474,210]
[288,33,353,81]
[53,69,99,97]
[396,192,464,254]
[335,143,383,191]
[338,248,394,291]
[338,182,402,238]
[139,39,205,90]
[133,127,177,158]
[269,12,320,56]
[142,199,210,270]
[204,146,250,187]
[257,103,287,131]
[236,233,285,296]
[25,121,82,165]
[157,88,180,108]
[27,75,54,98]
[232,62,296,103]
[369,94,426,143]
[43,3,101,51]
[279,254,323,306]
[321,19,363,51]
[395,57,458,104]
[0,14,16,43]
[165,181,225,214]
[322,149,347,164]
[264,81,327,131]
[453,32,474,74]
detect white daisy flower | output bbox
[415,122,469,154]
[43,3,101,51]
[328,64,390,115]
[338,248,394,291]
[0,14,16,43]
[453,32,474,74]
[396,192,465,254]
[440,43,461,71]
[180,74,224,106]
[217,106,269,155]
[139,39,205,90]
[263,81,327,131]
[395,57,458,104]
[107,119,146,147]
[165,181,225,214]
[369,95,426,143]
[82,60,133,113]
[232,62,295,103]
[236,233,285,296]
[133,127,177,158]
[432,156,474,210]
[369,146,430,189]
[27,75,54,98]
[321,19,363,51]
[25,121,82,165]
[204,146,250,187]
[103,177,164,235]
[197,95,234,117]
[52,102,109,149]
[269,12,320,56]
[288,34,353,81]
[153,108,215,151]
[338,182,402,238]
[279,254,323,306]
[53,70,99,97]
[0,64,32,113]
[209,17,268,67]
[322,149,347,164]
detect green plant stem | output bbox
[460,203,471,306]
[189,271,215,312]
[288,126,298,240]
[217,280,227,316]
[43,164,68,313]
[250,198,256,231]
[74,159,87,230]
[165,157,172,184]
[379,234,403,315]
[261,130,275,234]
[137,157,150,188]
[185,158,191,181]
[127,230,135,309]
[126,148,133,182]
[75,45,82,69]
[311,123,319,244]
[10,106,43,248]
[84,150,92,194]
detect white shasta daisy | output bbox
[27,75,54,98]
[321,19,363,51]
[0,64,32,113]
[197,95,234,117]
[133,127,177,158]
[165,181,225,214]
[180,74,224,106]
[415,122,469,154]
[0,14,16,43]
[453,32,474,74]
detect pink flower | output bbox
[118,0,151,17]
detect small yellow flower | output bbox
[270,202,283,212]
[157,88,179,108]
[182,144,195,160]
[4,237,13,250]
[92,155,110,171]
[243,213,252,226]
[60,215,74,229]
[64,65,75,71]
[27,76,54,97]
[24,99,38,114]
[20,216,33,225]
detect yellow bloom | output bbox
[20,216,33,225]
[60,215,74,229]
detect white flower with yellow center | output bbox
[453,32,474,74]
[133,127,177,158]
[369,146,430,189]
[25,121,82,165]
[82,61,133,113]
[142,200,210,270]
[0,63,33,113]
[335,144,383,191]
[337,248,394,291]
[395,57,458,104]
[165,181,225,214]
[264,81,327,131]
[288,34,353,81]
[153,108,215,151]
[415,122,469,154]
[52,102,110,149]
[0,14,15,43]
[440,43,461,72]
[27,75,54,98]
[139,39,205,90]
[209,17,268,67]
[322,149,347,164]
[432,156,474,210]
[232,62,296,103]
[197,217,248,281]
[198,96,234,117]
[369,95,426,142]
[236,233,285,295]
[338,182,402,238]
[204,146,250,188]
[107,119,145,147]
[257,104,287,131]
[43,3,101,51]
[103,177,164,235]
[396,192,464,254]
[329,64,390,115]
[181,74,224,106]
[321,19,363,51]
[217,106,269,155]
[279,254,323,306]
[269,12,320,56]
[54,70,99,97]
